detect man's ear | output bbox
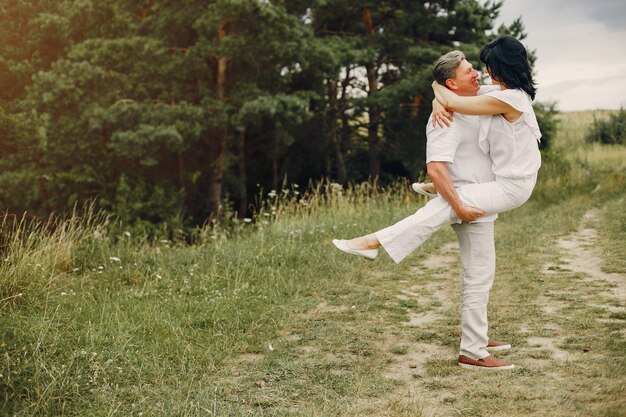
[445,78,457,90]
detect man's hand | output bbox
[455,205,485,223]
[432,99,453,128]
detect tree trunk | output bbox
[365,63,381,180]
[339,70,352,161]
[236,130,247,217]
[37,160,49,213]
[362,8,380,180]
[207,127,225,219]
[207,24,229,219]
[177,151,184,186]
[272,134,279,192]
[327,78,347,184]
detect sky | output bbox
[493,0,626,111]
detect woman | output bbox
[333,36,541,263]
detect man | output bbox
[333,51,514,370]
[420,50,513,370]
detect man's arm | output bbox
[427,162,485,222]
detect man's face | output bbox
[448,59,479,96]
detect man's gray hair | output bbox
[432,50,465,86]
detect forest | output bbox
[0,0,556,228]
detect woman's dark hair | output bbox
[479,36,536,100]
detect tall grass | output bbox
[0,178,431,415]
[533,110,626,203]
[0,205,111,311]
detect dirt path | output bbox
[381,241,462,416]
[545,210,626,304]
[380,210,626,416]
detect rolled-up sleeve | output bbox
[426,118,460,163]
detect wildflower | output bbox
[98,266,104,270]
[268,190,277,198]
[124,231,131,238]
[109,256,121,262]
[155,274,162,280]
[243,218,252,223]
[268,343,274,351]
[293,184,299,188]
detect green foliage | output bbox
[586,108,626,145]
[0,0,541,227]
[108,175,185,230]
[534,101,559,150]
[0,107,43,214]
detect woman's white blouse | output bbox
[478,88,542,179]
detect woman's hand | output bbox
[432,98,453,128]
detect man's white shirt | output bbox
[425,86,498,223]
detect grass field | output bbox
[1,111,625,416]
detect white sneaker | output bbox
[332,239,378,260]
[411,182,437,198]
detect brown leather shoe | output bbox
[458,355,515,371]
[485,340,511,351]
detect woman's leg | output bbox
[345,176,536,264]
[374,177,536,263]
[375,196,458,263]
[455,176,536,215]
[344,233,381,250]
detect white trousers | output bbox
[375,175,536,264]
[452,222,495,359]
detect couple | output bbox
[333,36,542,371]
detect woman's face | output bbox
[485,67,503,87]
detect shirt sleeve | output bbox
[484,89,542,140]
[426,115,461,163]
[484,88,532,113]
[478,85,500,95]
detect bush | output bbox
[586,108,625,145]
[534,101,559,150]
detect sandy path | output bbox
[381,241,462,416]
[381,209,626,415]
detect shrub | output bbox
[534,101,559,150]
[586,108,625,145]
